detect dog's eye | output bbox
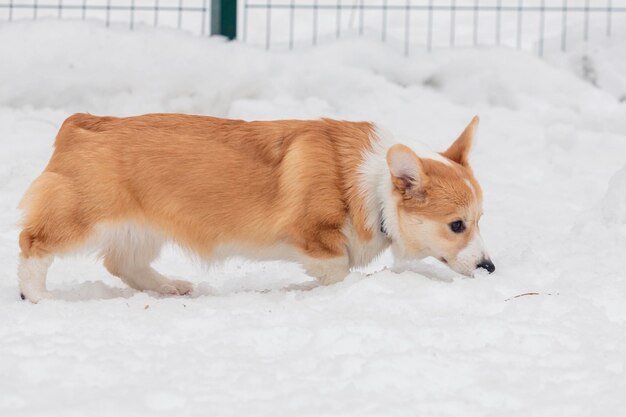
[449,220,465,233]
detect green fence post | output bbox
[211,0,237,39]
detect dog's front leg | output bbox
[303,255,350,286]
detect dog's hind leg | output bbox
[101,223,193,296]
[17,252,54,303]
[18,173,93,303]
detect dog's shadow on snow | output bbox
[47,262,455,302]
[49,279,322,302]
[51,281,138,302]
[387,262,457,283]
[191,280,321,297]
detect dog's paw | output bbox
[158,278,193,296]
[20,289,54,303]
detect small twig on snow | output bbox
[504,292,559,302]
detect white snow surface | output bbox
[1,20,626,417]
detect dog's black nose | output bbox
[476,259,495,274]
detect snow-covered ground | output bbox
[1,20,626,417]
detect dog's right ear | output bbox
[442,116,479,167]
[386,144,427,200]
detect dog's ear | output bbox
[386,144,426,200]
[442,116,479,167]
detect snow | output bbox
[602,164,626,224]
[1,20,626,417]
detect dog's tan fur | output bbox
[18,113,491,303]
[20,114,373,259]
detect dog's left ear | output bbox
[387,144,427,201]
[442,116,479,167]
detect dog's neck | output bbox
[379,211,389,237]
[358,127,399,244]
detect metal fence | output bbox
[0,0,216,35]
[1,0,625,56]
[242,0,626,56]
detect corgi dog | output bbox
[17,113,494,303]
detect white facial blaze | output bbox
[449,232,488,276]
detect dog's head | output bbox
[385,116,494,276]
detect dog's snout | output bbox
[476,259,495,274]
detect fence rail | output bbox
[244,4,625,11]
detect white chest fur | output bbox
[343,218,391,268]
